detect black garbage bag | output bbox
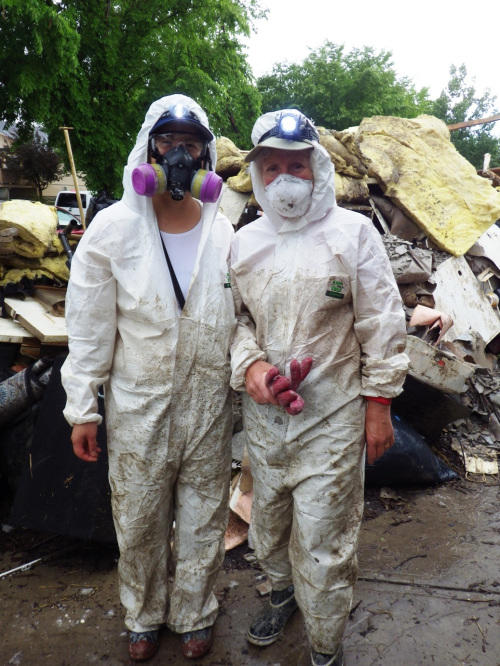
[85,190,119,227]
[365,413,458,487]
[9,355,115,543]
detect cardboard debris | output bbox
[370,195,425,241]
[224,510,249,551]
[381,235,433,284]
[256,579,272,596]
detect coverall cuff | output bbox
[365,396,392,405]
[63,411,103,427]
[230,350,267,392]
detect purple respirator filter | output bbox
[190,170,222,203]
[132,164,222,202]
[131,163,166,197]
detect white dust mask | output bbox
[265,174,313,218]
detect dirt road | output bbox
[1,479,498,665]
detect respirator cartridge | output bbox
[132,144,222,202]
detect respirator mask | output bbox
[132,144,222,202]
[265,173,313,218]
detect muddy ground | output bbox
[1,478,498,666]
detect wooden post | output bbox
[447,113,500,131]
[59,126,86,230]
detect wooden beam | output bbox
[448,113,500,131]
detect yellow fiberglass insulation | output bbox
[227,165,253,193]
[334,173,369,203]
[215,137,245,178]
[0,200,58,258]
[0,255,69,288]
[354,115,500,256]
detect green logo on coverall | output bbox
[325,279,344,299]
[224,272,231,288]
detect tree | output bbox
[0,135,64,200]
[0,0,265,196]
[257,42,432,130]
[430,65,500,168]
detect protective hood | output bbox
[122,94,218,219]
[249,110,336,233]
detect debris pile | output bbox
[0,114,499,548]
[219,114,500,546]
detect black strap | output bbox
[160,235,185,310]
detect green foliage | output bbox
[257,42,432,130]
[0,0,264,196]
[0,135,64,200]
[430,65,500,168]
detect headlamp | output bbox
[172,103,186,119]
[280,114,300,136]
[149,105,214,142]
[259,111,319,145]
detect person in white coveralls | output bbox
[229,108,409,666]
[61,94,235,662]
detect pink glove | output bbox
[264,357,313,416]
[290,357,313,390]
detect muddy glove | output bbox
[289,357,313,390]
[264,357,313,416]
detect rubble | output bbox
[1,113,499,552]
[219,113,499,543]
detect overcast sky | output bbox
[245,0,500,118]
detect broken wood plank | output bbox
[0,316,37,344]
[4,296,67,344]
[448,113,500,131]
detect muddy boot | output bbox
[181,626,213,659]
[311,644,344,666]
[128,630,159,662]
[247,584,298,646]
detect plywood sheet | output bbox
[0,316,36,344]
[4,296,67,343]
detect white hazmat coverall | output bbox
[62,95,236,633]
[230,112,409,654]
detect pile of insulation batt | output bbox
[0,200,70,287]
[217,114,500,257]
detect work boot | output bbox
[311,644,344,666]
[181,626,214,659]
[247,584,298,646]
[128,630,159,662]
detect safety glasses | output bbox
[152,132,205,156]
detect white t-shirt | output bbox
[160,219,203,300]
